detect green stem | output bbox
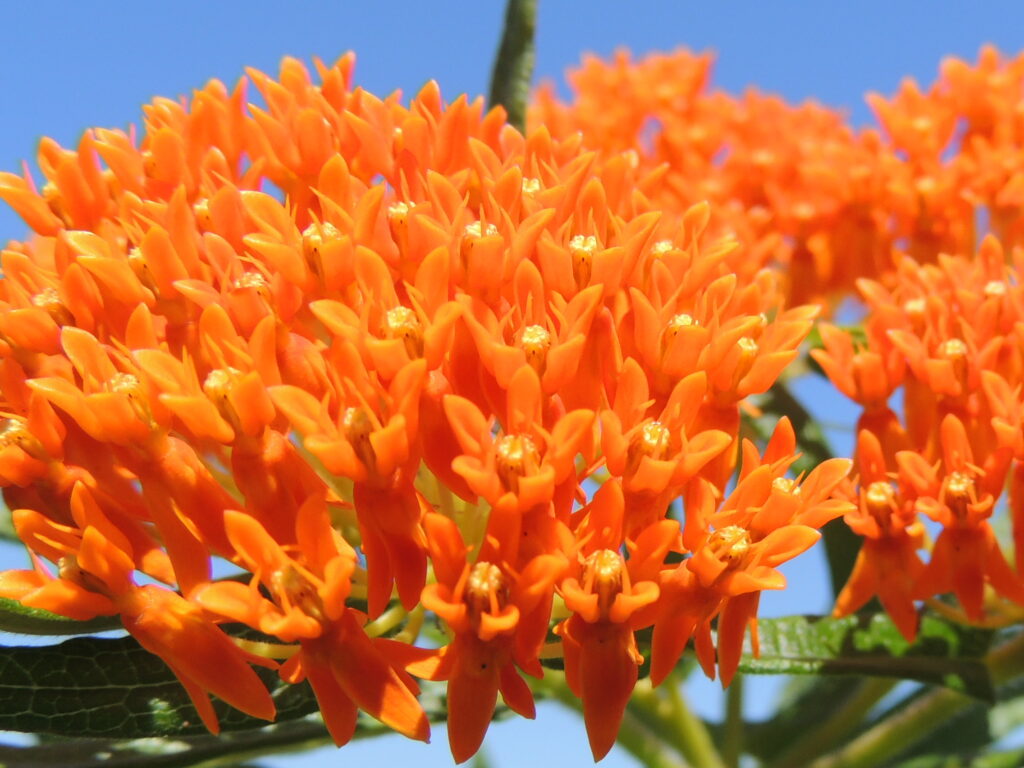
[807,631,1024,768]
[666,679,728,768]
[630,678,728,768]
[985,627,1024,682]
[488,0,537,132]
[618,710,691,768]
[722,674,744,768]
[806,687,966,768]
[764,678,895,768]
[538,673,687,768]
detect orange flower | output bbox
[653,424,851,687]
[601,361,731,535]
[442,365,594,519]
[902,414,1024,619]
[11,44,1021,761]
[404,512,565,763]
[833,430,925,641]
[556,480,667,760]
[194,498,429,745]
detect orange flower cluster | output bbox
[0,54,855,762]
[532,46,1024,306]
[816,235,1024,640]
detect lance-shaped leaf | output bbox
[737,613,995,701]
[0,634,318,738]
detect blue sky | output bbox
[0,2,1021,766]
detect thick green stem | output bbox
[629,678,727,768]
[764,678,895,768]
[806,686,966,768]
[722,674,744,768]
[617,710,691,768]
[807,631,1024,768]
[488,0,537,132]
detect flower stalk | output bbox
[488,0,537,131]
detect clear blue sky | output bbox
[0,2,1021,765]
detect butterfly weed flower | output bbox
[4,46,1011,762]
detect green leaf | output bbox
[853,635,1024,765]
[739,613,995,701]
[0,597,122,636]
[0,635,319,738]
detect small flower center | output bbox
[723,336,760,390]
[494,434,541,495]
[707,525,751,566]
[943,471,976,520]
[463,221,498,240]
[106,373,153,424]
[651,239,675,256]
[582,548,625,620]
[660,313,698,358]
[667,313,696,334]
[864,480,896,511]
[58,554,109,595]
[387,201,411,220]
[0,417,46,459]
[31,286,74,326]
[384,306,424,359]
[984,280,1007,298]
[270,564,325,624]
[193,198,212,230]
[42,182,67,222]
[519,325,551,375]
[938,338,969,389]
[342,407,377,472]
[939,338,968,359]
[864,480,898,531]
[233,271,270,295]
[387,202,412,248]
[521,178,541,195]
[465,561,508,621]
[127,247,159,294]
[106,372,141,395]
[301,222,341,278]
[569,235,598,288]
[203,366,244,430]
[902,298,926,324]
[626,421,672,476]
[772,477,801,495]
